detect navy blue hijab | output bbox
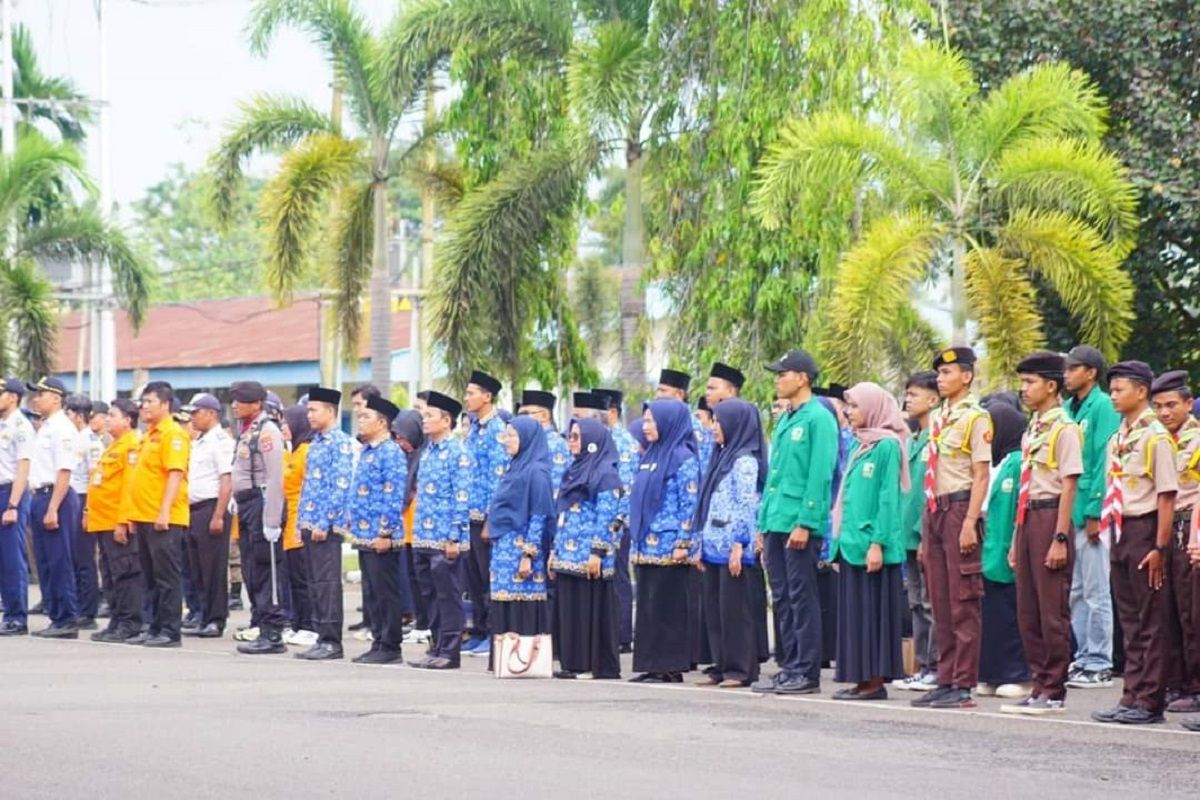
[487,415,555,534]
[557,418,622,513]
[630,399,698,541]
[693,398,766,531]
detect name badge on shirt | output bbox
[863,463,875,478]
[791,428,804,442]
[1001,478,1014,493]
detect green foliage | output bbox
[11,24,92,143]
[0,261,56,378]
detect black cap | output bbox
[416,390,431,402]
[426,391,462,419]
[308,386,341,406]
[468,370,502,396]
[1107,360,1154,387]
[710,362,745,389]
[573,391,610,411]
[932,347,977,370]
[765,350,818,380]
[1016,351,1067,377]
[521,389,556,410]
[1151,369,1190,397]
[26,376,66,396]
[230,381,267,403]
[1065,345,1106,374]
[1,377,26,396]
[366,395,400,423]
[658,369,691,391]
[592,388,623,410]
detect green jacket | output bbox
[1066,385,1120,528]
[901,427,930,551]
[982,451,1021,584]
[832,438,905,567]
[758,399,839,536]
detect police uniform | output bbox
[183,394,235,635]
[0,379,34,634]
[68,413,104,624]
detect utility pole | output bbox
[93,0,117,400]
[319,79,344,390]
[418,77,436,390]
[0,0,13,158]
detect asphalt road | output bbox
[2,603,1198,799]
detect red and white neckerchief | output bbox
[1016,406,1067,527]
[923,407,945,512]
[1101,408,1155,543]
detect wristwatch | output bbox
[1054,532,1069,544]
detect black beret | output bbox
[521,389,556,410]
[426,391,462,419]
[710,362,745,389]
[230,381,267,403]
[1016,351,1066,377]
[932,347,977,369]
[1107,360,1154,387]
[658,368,691,391]
[366,395,400,423]
[308,386,341,406]
[468,370,502,396]
[573,391,610,411]
[592,388,623,409]
[1151,369,1190,397]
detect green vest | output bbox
[758,399,840,536]
[832,438,905,567]
[901,427,929,551]
[982,450,1021,583]
[1066,385,1120,527]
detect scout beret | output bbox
[1016,351,1066,377]
[710,362,746,389]
[658,369,692,391]
[230,381,267,403]
[932,347,976,370]
[366,395,400,423]
[426,390,462,420]
[468,370,502,396]
[521,389,556,410]
[592,388,623,409]
[1150,369,1190,397]
[765,350,819,379]
[307,386,342,406]
[1107,360,1153,387]
[573,391,610,411]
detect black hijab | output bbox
[557,418,622,513]
[392,409,425,507]
[693,398,766,531]
[487,416,556,534]
[283,404,313,448]
[984,399,1026,466]
[630,399,698,541]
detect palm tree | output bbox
[211,0,436,393]
[11,24,93,144]
[752,43,1137,385]
[0,134,153,377]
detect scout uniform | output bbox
[88,425,143,641]
[464,370,510,647]
[0,381,34,635]
[920,348,991,698]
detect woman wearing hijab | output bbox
[550,418,623,679]
[978,399,1033,698]
[695,399,764,688]
[487,415,557,661]
[629,399,701,683]
[280,404,316,646]
[393,410,428,642]
[829,383,908,700]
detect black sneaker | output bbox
[929,688,976,709]
[1067,668,1113,689]
[911,685,955,707]
[1091,705,1130,723]
[1115,707,1164,725]
[0,621,28,636]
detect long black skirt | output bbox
[634,564,692,674]
[835,559,905,683]
[556,574,621,678]
[980,578,1031,685]
[689,567,712,666]
[702,562,761,684]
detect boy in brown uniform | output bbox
[913,347,992,710]
[1149,370,1200,714]
[1093,361,1177,725]
[1003,352,1082,715]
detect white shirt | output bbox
[69,428,104,495]
[31,410,79,489]
[0,409,35,484]
[188,426,234,503]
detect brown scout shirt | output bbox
[1024,410,1083,499]
[1170,417,1200,511]
[934,395,993,496]
[1111,411,1178,518]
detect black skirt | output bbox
[555,573,621,678]
[835,559,905,683]
[980,579,1031,685]
[634,564,692,674]
[490,598,549,638]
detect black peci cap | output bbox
[573,392,610,412]
[366,395,400,423]
[521,389,556,410]
[308,386,342,406]
[592,388,623,410]
[426,391,462,420]
[932,347,977,370]
[658,369,691,391]
[468,370,502,396]
[710,362,746,389]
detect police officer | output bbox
[65,394,103,629]
[181,393,234,638]
[230,381,289,655]
[0,378,34,635]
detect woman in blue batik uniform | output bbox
[486,415,556,662]
[550,418,623,680]
[629,399,700,683]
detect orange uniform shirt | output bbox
[121,417,191,527]
[87,430,140,533]
[282,441,308,551]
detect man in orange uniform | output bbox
[88,399,143,643]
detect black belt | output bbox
[190,497,218,510]
[0,482,11,490]
[935,490,972,505]
[234,487,265,503]
[1028,498,1060,511]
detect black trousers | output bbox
[135,523,184,640]
[185,499,230,628]
[360,548,404,652]
[71,497,100,619]
[404,544,429,629]
[702,562,759,684]
[98,530,143,636]
[764,532,822,682]
[286,545,314,632]
[237,491,288,636]
[465,520,490,637]
[615,524,633,646]
[414,548,464,663]
[302,529,343,645]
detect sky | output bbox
[18,0,398,213]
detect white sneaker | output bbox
[1001,696,1065,716]
[287,629,318,647]
[976,683,997,697]
[893,671,938,691]
[234,626,259,642]
[402,628,432,644]
[577,672,594,680]
[280,628,299,645]
[353,628,373,642]
[996,682,1031,699]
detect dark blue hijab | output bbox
[487,415,555,534]
[693,399,766,530]
[630,399,698,541]
[557,418,622,513]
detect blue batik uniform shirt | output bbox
[552,488,622,577]
[297,427,354,534]
[467,411,510,520]
[545,425,571,500]
[412,436,473,551]
[699,455,760,565]
[693,416,713,475]
[338,437,407,548]
[611,424,640,522]
[631,456,700,565]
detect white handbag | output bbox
[493,632,553,679]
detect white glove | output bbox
[263,526,282,544]
[228,498,238,516]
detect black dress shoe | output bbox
[91,629,127,643]
[0,622,28,636]
[237,636,286,655]
[775,677,820,695]
[227,598,244,611]
[424,656,459,670]
[297,643,344,661]
[122,632,149,645]
[195,623,224,639]
[355,648,402,665]
[29,601,44,615]
[347,620,369,632]
[834,685,888,701]
[34,624,79,639]
[555,670,579,679]
[143,635,181,648]
[75,617,99,631]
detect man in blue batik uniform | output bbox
[594,387,641,653]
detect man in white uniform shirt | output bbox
[27,377,81,637]
[181,393,234,637]
[0,378,34,635]
[65,394,104,629]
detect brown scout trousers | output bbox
[1111,513,1171,712]
[924,495,983,688]
[1014,503,1074,700]
[1165,511,1200,696]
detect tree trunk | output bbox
[369,139,392,394]
[949,234,968,346]
[618,140,645,388]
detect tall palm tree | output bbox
[0,135,153,377]
[211,0,436,393]
[752,43,1137,385]
[11,24,93,144]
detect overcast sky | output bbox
[18,0,398,212]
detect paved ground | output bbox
[2,598,1198,799]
